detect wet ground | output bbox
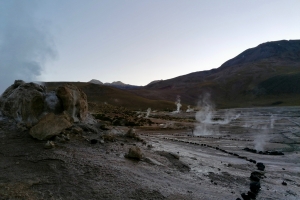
[0,107,300,199]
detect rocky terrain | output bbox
[1,39,300,199]
[0,80,300,199]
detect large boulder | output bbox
[56,84,88,122]
[29,112,73,140]
[0,80,46,125]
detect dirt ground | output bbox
[0,107,300,200]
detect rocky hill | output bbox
[44,82,176,111]
[127,40,300,108]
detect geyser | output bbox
[173,95,182,113]
[194,93,240,135]
[146,108,151,118]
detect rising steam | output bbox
[194,93,240,135]
[172,95,182,113]
[146,108,151,118]
[0,0,56,94]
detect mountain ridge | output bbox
[126,39,300,108]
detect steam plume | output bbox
[174,95,182,113]
[254,130,268,151]
[146,108,151,118]
[194,93,240,135]
[0,0,56,94]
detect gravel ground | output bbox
[0,107,300,199]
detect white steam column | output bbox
[146,108,151,118]
[174,95,182,113]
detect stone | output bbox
[71,126,83,134]
[125,128,138,138]
[256,162,265,171]
[247,191,256,199]
[29,113,73,140]
[56,83,88,122]
[102,132,116,142]
[282,181,287,186]
[250,181,261,194]
[125,146,143,160]
[250,171,264,182]
[90,139,98,144]
[0,81,46,125]
[241,193,250,200]
[44,141,55,149]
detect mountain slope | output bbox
[45,82,175,111]
[127,40,300,108]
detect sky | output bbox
[0,0,300,93]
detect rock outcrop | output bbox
[0,81,91,140]
[56,84,88,122]
[0,80,46,125]
[29,112,73,140]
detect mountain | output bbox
[89,79,103,85]
[127,40,300,108]
[44,82,175,111]
[88,80,141,90]
[146,80,163,86]
[104,81,125,86]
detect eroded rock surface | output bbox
[0,80,46,125]
[56,83,88,122]
[29,112,73,140]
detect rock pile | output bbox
[0,80,89,140]
[243,147,284,155]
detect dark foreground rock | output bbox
[29,113,73,140]
[256,162,265,171]
[0,81,46,125]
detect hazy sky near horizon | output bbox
[1,0,300,92]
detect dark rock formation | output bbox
[247,191,256,199]
[241,192,250,200]
[0,80,46,125]
[256,162,265,171]
[250,171,264,182]
[250,181,261,193]
[282,181,287,186]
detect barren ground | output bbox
[0,107,300,199]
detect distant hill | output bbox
[126,40,300,108]
[89,79,103,85]
[146,80,163,86]
[88,79,141,90]
[44,82,176,111]
[46,40,300,110]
